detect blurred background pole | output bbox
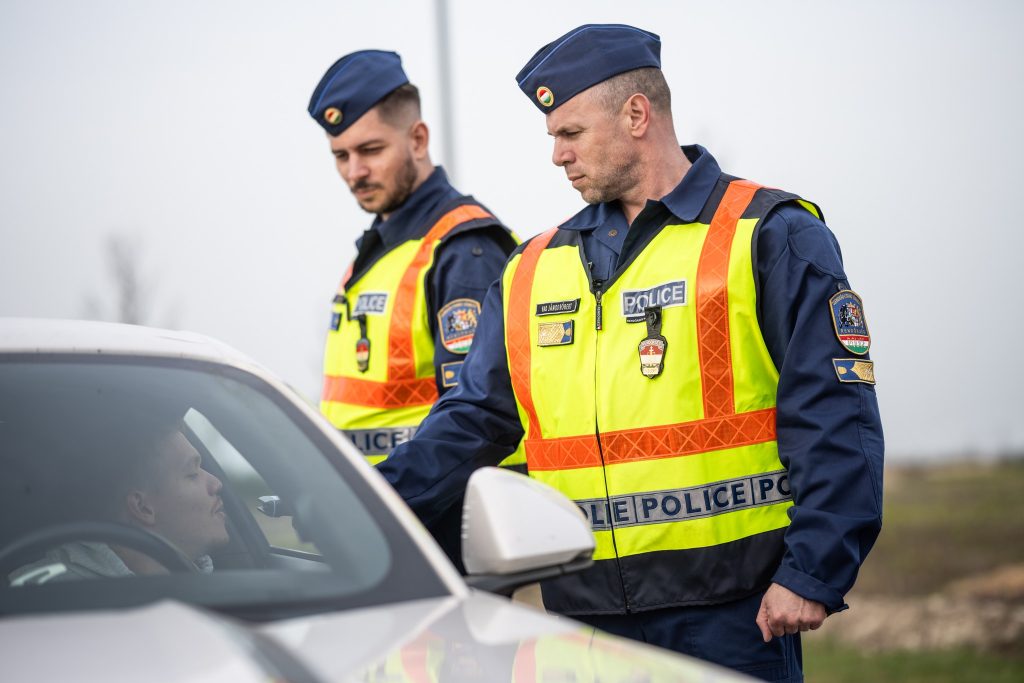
[434,0,457,183]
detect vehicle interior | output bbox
[0,355,452,619]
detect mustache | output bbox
[351,179,382,193]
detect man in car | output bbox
[10,416,229,583]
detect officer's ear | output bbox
[409,120,429,159]
[624,93,652,139]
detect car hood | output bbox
[0,593,751,682]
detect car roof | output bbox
[0,318,257,368]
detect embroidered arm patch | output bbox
[833,359,875,384]
[438,299,481,354]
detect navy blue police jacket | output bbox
[379,146,884,614]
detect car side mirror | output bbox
[461,467,594,596]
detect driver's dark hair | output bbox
[69,405,186,521]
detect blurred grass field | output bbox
[802,457,1024,682]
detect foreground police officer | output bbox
[379,25,883,681]
[308,51,517,565]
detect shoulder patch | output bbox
[438,298,481,354]
[440,360,464,388]
[829,290,870,355]
[833,359,875,384]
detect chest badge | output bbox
[354,314,370,373]
[537,320,574,347]
[638,307,667,378]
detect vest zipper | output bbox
[593,280,604,331]
[590,278,631,612]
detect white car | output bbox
[0,318,751,682]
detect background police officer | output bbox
[378,24,883,682]
[308,50,517,566]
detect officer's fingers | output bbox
[755,601,773,643]
[801,605,826,631]
[769,616,787,638]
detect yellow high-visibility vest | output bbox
[322,201,525,468]
[502,179,822,612]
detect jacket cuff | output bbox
[771,565,848,614]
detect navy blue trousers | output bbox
[573,591,803,682]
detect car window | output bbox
[184,409,314,555]
[0,356,450,618]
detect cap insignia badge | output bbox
[536,86,554,108]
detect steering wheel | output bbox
[0,521,198,580]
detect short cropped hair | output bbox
[596,67,672,116]
[375,83,422,127]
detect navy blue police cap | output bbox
[308,50,409,136]
[516,24,661,113]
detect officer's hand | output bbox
[755,582,826,642]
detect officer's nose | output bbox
[552,139,573,167]
[346,156,370,183]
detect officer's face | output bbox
[328,108,421,217]
[546,88,640,205]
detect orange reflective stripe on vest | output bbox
[523,407,777,471]
[321,373,439,408]
[322,203,494,409]
[697,179,761,418]
[507,227,558,436]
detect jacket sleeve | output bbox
[378,279,525,527]
[427,227,514,397]
[756,203,884,613]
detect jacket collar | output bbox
[360,166,462,248]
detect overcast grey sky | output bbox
[1,0,1022,460]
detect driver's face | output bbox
[144,431,229,560]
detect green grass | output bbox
[853,457,1024,596]
[801,458,1024,681]
[803,638,1024,683]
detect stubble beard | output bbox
[577,150,642,205]
[355,154,419,216]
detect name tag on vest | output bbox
[621,280,687,323]
[536,298,580,316]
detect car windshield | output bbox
[0,355,450,619]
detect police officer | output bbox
[379,25,883,682]
[308,51,518,565]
